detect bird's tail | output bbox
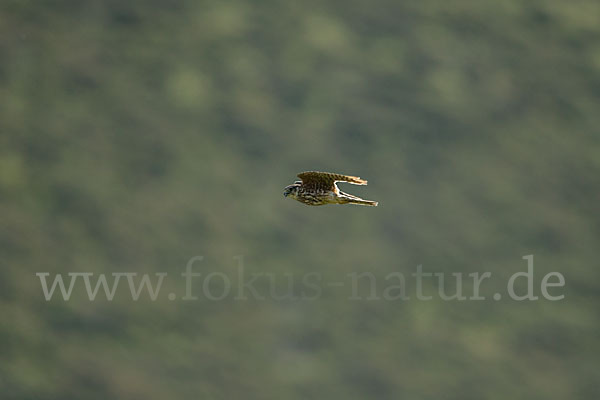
[339,192,378,207]
[349,199,378,206]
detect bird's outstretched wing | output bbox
[297,171,368,190]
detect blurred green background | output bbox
[1,0,599,399]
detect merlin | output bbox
[283,171,378,206]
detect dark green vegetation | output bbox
[1,1,599,399]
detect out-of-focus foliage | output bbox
[1,0,599,399]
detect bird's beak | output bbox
[283,192,288,197]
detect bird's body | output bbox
[283,171,378,207]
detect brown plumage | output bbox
[283,171,378,206]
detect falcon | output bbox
[283,171,378,206]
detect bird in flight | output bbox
[283,171,378,206]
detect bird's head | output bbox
[283,182,301,199]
